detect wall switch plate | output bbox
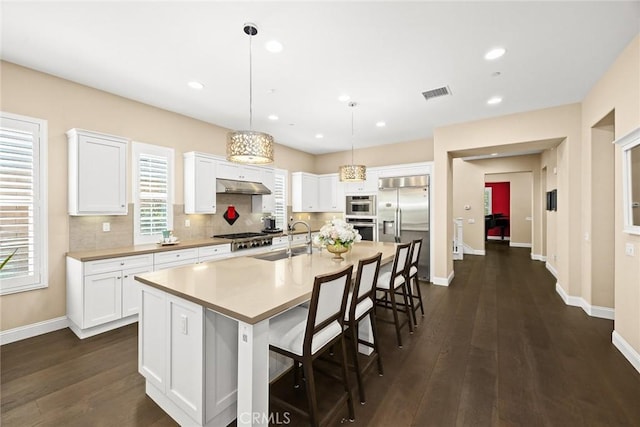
[584,232,589,241]
[625,243,635,257]
[180,314,188,334]
[102,222,110,232]
[184,219,191,227]
[468,218,475,224]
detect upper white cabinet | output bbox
[67,128,128,215]
[317,174,345,212]
[184,152,217,214]
[217,161,261,182]
[378,163,430,178]
[292,172,319,212]
[252,167,275,213]
[343,169,380,195]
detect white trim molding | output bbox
[0,316,69,345]
[555,283,615,320]
[510,242,532,248]
[545,262,558,279]
[432,270,454,286]
[531,253,546,262]
[463,242,485,256]
[612,330,640,374]
[487,235,510,241]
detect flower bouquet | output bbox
[313,218,362,260]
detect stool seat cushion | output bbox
[376,271,405,290]
[344,294,373,321]
[269,306,342,356]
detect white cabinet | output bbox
[67,128,128,215]
[197,244,232,263]
[292,172,319,212]
[252,167,275,214]
[67,253,153,338]
[184,153,217,214]
[154,248,199,270]
[317,173,345,212]
[217,161,261,182]
[139,284,239,427]
[343,168,380,195]
[378,164,430,178]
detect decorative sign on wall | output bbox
[223,205,239,225]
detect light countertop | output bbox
[134,241,397,324]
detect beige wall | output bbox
[453,156,538,253]
[314,138,434,174]
[433,104,581,289]
[0,61,314,331]
[581,35,640,355]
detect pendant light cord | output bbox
[249,28,253,131]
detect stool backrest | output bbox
[304,264,353,353]
[409,239,422,274]
[349,253,382,319]
[392,242,411,279]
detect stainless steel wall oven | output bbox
[346,195,376,216]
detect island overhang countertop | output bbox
[134,241,397,324]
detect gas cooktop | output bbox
[213,232,268,239]
[213,232,273,251]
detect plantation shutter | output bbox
[138,153,169,236]
[273,170,287,230]
[0,113,47,294]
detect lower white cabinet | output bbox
[154,248,199,270]
[139,284,239,427]
[198,244,232,263]
[67,254,153,338]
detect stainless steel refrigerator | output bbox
[378,175,429,280]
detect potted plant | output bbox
[313,219,362,260]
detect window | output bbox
[132,142,174,245]
[273,169,288,230]
[0,112,48,295]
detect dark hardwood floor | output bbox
[2,242,640,426]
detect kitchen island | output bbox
[134,241,397,427]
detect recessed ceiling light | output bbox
[268,114,279,121]
[265,40,283,53]
[376,121,386,127]
[487,96,502,105]
[485,47,506,60]
[338,94,351,102]
[315,133,324,139]
[187,81,204,90]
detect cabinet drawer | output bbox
[84,254,153,275]
[198,244,231,259]
[290,234,307,243]
[154,248,198,266]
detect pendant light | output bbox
[227,23,274,164]
[339,102,366,182]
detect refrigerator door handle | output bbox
[395,208,402,242]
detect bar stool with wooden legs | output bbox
[374,242,413,348]
[406,239,425,327]
[344,252,384,405]
[269,265,355,427]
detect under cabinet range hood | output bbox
[216,178,271,195]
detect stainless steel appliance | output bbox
[378,175,429,280]
[262,217,281,233]
[346,195,376,216]
[345,217,376,241]
[213,232,273,251]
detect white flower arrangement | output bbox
[313,218,362,248]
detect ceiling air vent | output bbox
[422,85,452,101]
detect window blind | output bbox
[273,170,287,230]
[0,113,47,295]
[138,153,169,236]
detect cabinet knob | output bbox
[176,254,180,257]
[120,262,125,266]
[117,276,121,280]
[124,275,129,278]
[121,204,125,207]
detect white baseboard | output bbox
[487,235,510,241]
[531,253,546,262]
[432,270,454,286]
[0,316,69,345]
[545,261,558,279]
[463,242,485,256]
[68,315,138,339]
[612,331,640,374]
[555,283,615,320]
[510,242,532,248]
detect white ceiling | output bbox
[2,1,639,155]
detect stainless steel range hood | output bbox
[216,179,271,195]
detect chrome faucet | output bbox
[288,220,313,256]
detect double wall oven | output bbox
[345,195,377,241]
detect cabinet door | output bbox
[122,266,152,317]
[139,284,167,392]
[71,131,127,215]
[83,271,122,328]
[253,168,275,213]
[216,161,241,180]
[301,174,318,211]
[188,155,217,214]
[318,174,341,212]
[240,165,261,182]
[167,295,204,423]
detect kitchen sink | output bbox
[250,246,314,261]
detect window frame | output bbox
[0,111,48,295]
[132,142,174,245]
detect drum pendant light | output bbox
[339,102,366,181]
[227,23,274,164]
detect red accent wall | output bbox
[486,182,510,236]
